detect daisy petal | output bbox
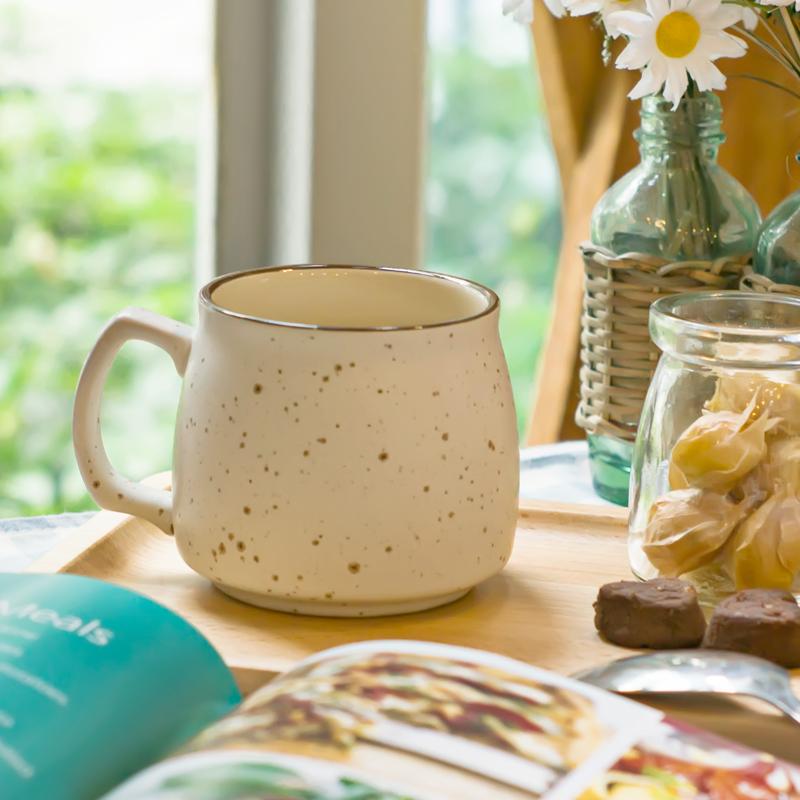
[565,0,602,14]
[629,61,668,99]
[664,60,689,109]
[646,0,670,19]
[739,6,760,30]
[687,0,722,20]
[616,38,652,69]
[607,9,653,35]
[701,30,746,59]
[686,55,727,91]
[702,4,744,28]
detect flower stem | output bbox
[780,7,800,63]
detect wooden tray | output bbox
[26,498,800,762]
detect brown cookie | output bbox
[703,589,800,667]
[594,578,707,649]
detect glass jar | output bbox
[588,92,761,506]
[754,188,800,286]
[629,292,800,603]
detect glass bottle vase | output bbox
[754,188,800,285]
[587,90,761,506]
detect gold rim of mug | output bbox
[200,264,499,332]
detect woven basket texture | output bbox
[740,266,800,297]
[576,242,750,441]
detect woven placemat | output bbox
[576,243,749,441]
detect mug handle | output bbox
[73,308,193,535]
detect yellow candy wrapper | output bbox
[707,372,800,437]
[642,488,754,577]
[724,488,800,590]
[669,399,778,493]
[753,437,800,494]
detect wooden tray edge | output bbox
[26,490,627,576]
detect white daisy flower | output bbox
[736,5,759,30]
[564,0,646,37]
[609,0,747,109]
[503,0,566,22]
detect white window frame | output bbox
[209,0,427,279]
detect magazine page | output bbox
[582,717,800,798]
[0,573,240,800]
[105,639,662,800]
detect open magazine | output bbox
[1,574,799,799]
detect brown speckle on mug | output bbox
[348,562,361,574]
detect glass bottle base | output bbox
[587,434,632,506]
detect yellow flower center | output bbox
[655,11,701,59]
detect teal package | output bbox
[0,573,241,800]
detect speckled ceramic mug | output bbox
[73,266,519,616]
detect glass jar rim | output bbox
[650,291,800,369]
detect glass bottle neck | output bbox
[636,92,725,164]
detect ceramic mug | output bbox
[73,266,519,616]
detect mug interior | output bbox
[205,266,495,330]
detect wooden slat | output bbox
[526,68,630,444]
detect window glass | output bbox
[0,0,210,515]
[425,0,561,436]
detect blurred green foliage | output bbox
[1,22,559,517]
[0,89,196,516]
[425,48,561,435]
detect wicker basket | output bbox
[740,266,800,297]
[575,243,750,442]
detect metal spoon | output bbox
[575,650,800,726]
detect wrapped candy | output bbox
[642,489,754,577]
[724,489,800,590]
[753,437,800,494]
[669,400,777,493]
[707,372,800,437]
